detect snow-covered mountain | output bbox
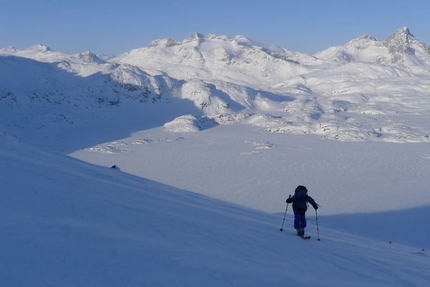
[2,28,430,286]
[1,27,430,147]
[119,33,317,85]
[316,27,430,71]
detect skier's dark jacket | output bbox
[286,186,318,214]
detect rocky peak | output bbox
[182,33,205,45]
[383,27,416,55]
[384,27,414,46]
[346,33,380,50]
[4,46,18,52]
[148,38,182,48]
[78,51,105,63]
[0,46,18,55]
[26,44,52,52]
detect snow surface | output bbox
[71,124,430,249]
[2,132,430,286]
[2,27,430,286]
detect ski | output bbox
[299,235,311,240]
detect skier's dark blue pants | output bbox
[293,208,307,229]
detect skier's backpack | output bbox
[293,185,308,214]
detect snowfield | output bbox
[71,124,430,249]
[1,27,430,286]
[2,134,430,286]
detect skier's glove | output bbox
[313,204,318,210]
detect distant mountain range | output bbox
[1,27,430,145]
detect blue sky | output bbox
[1,0,429,55]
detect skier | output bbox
[286,185,318,237]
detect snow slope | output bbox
[1,135,429,286]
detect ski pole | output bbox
[315,209,321,241]
[280,195,291,231]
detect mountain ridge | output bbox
[1,27,430,146]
